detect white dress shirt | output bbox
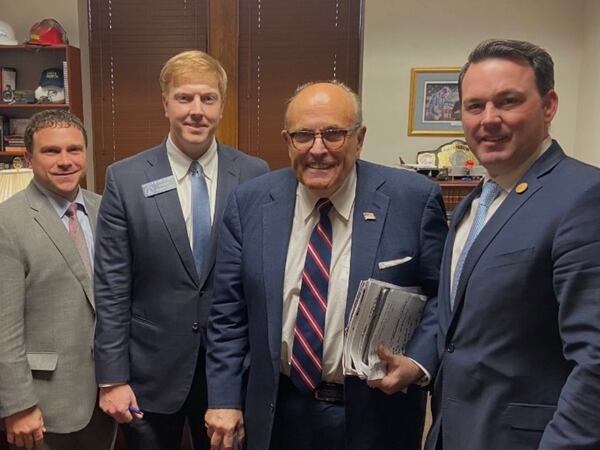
[281,168,357,384]
[166,135,218,246]
[34,181,95,268]
[450,136,552,289]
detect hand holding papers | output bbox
[343,279,426,381]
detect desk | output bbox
[0,169,33,203]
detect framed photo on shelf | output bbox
[408,67,464,136]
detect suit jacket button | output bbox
[447,343,455,353]
[192,322,200,333]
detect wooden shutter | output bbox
[238,0,363,169]
[89,0,209,191]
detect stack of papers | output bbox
[343,279,426,380]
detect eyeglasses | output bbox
[286,126,360,152]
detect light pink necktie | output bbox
[65,203,92,275]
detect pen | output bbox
[129,406,143,417]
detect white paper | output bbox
[343,279,426,380]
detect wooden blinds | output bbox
[89,0,209,191]
[238,0,363,169]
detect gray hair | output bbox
[284,80,363,128]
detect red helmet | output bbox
[28,19,68,45]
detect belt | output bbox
[280,375,344,404]
[313,382,344,403]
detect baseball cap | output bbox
[39,68,64,87]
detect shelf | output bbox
[0,103,70,110]
[0,44,70,51]
[0,150,26,156]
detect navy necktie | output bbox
[190,161,211,277]
[451,180,502,309]
[290,198,334,392]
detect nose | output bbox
[480,103,501,127]
[309,133,328,156]
[190,96,204,116]
[57,151,72,167]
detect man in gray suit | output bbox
[94,50,269,450]
[0,110,115,449]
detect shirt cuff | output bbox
[98,382,127,388]
[407,358,431,386]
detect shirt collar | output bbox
[488,136,552,192]
[166,135,218,182]
[296,165,357,222]
[33,180,87,218]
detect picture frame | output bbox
[408,67,464,136]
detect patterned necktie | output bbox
[190,161,211,277]
[450,180,502,309]
[65,202,92,275]
[290,198,334,392]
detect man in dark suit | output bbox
[0,110,114,449]
[204,81,448,450]
[397,39,600,450]
[93,51,268,450]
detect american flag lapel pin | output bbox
[363,211,376,221]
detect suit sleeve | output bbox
[206,191,249,409]
[539,183,600,449]
[94,166,134,384]
[405,182,448,378]
[0,221,38,418]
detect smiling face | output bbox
[162,74,224,159]
[25,125,87,201]
[283,83,366,197]
[460,57,558,177]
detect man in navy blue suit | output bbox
[396,39,600,450]
[204,81,448,450]
[93,50,268,450]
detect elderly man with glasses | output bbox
[204,81,448,450]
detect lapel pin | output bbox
[515,182,528,194]
[363,211,376,221]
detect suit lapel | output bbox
[202,144,240,287]
[26,183,94,308]
[263,171,297,378]
[345,162,389,322]
[145,146,200,286]
[449,142,565,330]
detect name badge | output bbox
[142,176,177,197]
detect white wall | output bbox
[574,0,600,167]
[361,0,585,167]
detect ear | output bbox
[542,89,558,125]
[24,151,33,165]
[162,93,169,118]
[355,125,367,156]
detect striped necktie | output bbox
[450,180,502,309]
[290,198,334,392]
[65,202,92,275]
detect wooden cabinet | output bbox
[437,180,479,221]
[0,44,82,169]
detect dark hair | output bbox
[24,109,87,154]
[458,39,554,98]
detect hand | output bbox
[367,345,425,395]
[99,384,143,423]
[205,408,244,450]
[4,406,45,449]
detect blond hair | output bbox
[159,50,228,98]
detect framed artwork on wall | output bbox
[408,67,464,136]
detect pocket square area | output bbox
[378,256,413,269]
